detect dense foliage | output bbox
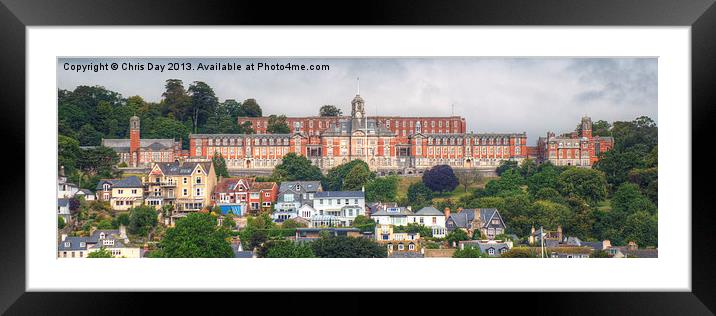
[127,205,158,237]
[153,213,233,258]
[271,153,324,182]
[422,165,459,193]
[310,236,387,258]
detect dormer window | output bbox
[99,233,105,239]
[64,242,70,248]
[80,242,86,248]
[295,184,301,191]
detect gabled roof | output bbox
[87,229,122,243]
[214,178,242,194]
[414,206,443,216]
[251,182,277,191]
[156,162,212,176]
[95,176,142,190]
[57,198,70,207]
[314,191,364,198]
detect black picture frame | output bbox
[1,0,714,314]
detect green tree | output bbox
[266,114,291,134]
[319,105,343,117]
[87,247,114,258]
[532,200,572,231]
[77,146,119,176]
[324,160,372,191]
[128,205,158,236]
[455,170,483,193]
[265,240,315,258]
[527,162,562,196]
[310,236,387,258]
[351,215,376,232]
[365,176,399,202]
[188,81,219,133]
[272,153,323,182]
[452,247,488,258]
[281,218,307,229]
[496,160,519,176]
[155,213,233,258]
[212,152,230,179]
[557,167,608,204]
[160,79,191,121]
[58,135,81,174]
[116,213,130,227]
[343,163,372,191]
[446,229,470,247]
[78,124,102,146]
[623,211,658,247]
[611,183,657,215]
[407,182,433,210]
[484,168,524,196]
[58,216,66,229]
[239,98,262,117]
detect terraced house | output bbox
[95,176,144,211]
[143,161,217,222]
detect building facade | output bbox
[536,116,614,167]
[102,116,183,168]
[143,162,217,219]
[95,176,144,211]
[189,94,528,173]
[212,178,278,216]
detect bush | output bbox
[58,216,66,229]
[453,247,488,258]
[422,165,459,193]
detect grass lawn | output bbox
[396,175,498,202]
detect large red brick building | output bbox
[536,116,614,167]
[102,116,183,167]
[189,94,528,173]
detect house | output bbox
[58,166,80,198]
[75,189,96,201]
[371,206,413,226]
[408,206,447,238]
[144,161,217,221]
[547,246,593,258]
[57,198,72,224]
[366,202,399,218]
[212,178,278,216]
[528,225,563,246]
[275,181,323,212]
[459,240,513,257]
[610,242,659,258]
[312,191,365,226]
[57,227,140,258]
[95,176,144,211]
[445,208,507,239]
[375,224,421,254]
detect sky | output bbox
[57,57,657,145]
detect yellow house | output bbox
[95,176,144,211]
[144,161,217,225]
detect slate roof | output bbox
[58,237,88,251]
[77,189,93,195]
[414,206,444,216]
[367,202,398,215]
[251,182,277,191]
[214,178,242,193]
[314,191,364,198]
[102,138,176,152]
[58,198,70,208]
[278,181,322,193]
[94,176,142,190]
[372,206,413,216]
[389,252,424,258]
[582,241,605,251]
[88,230,122,243]
[460,240,510,254]
[448,208,501,229]
[156,162,211,176]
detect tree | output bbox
[623,211,658,248]
[452,247,488,258]
[351,215,376,232]
[319,105,342,117]
[58,216,66,229]
[161,79,191,122]
[422,165,459,193]
[239,213,275,250]
[58,135,81,174]
[155,213,233,258]
[265,240,315,258]
[365,176,399,202]
[406,182,433,209]
[212,152,230,179]
[343,163,372,191]
[87,247,114,258]
[611,183,657,215]
[188,81,219,133]
[266,114,290,134]
[272,153,323,182]
[527,162,561,196]
[519,158,538,178]
[128,205,158,236]
[484,169,524,196]
[531,200,573,231]
[116,213,130,227]
[455,170,483,193]
[281,218,307,229]
[324,160,372,191]
[446,229,470,247]
[239,98,262,117]
[78,124,102,146]
[310,236,387,258]
[496,160,519,176]
[77,146,119,176]
[557,167,608,204]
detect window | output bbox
[183,177,188,184]
[117,189,123,194]
[488,248,495,255]
[398,244,405,251]
[409,243,415,251]
[183,189,188,196]
[64,242,70,248]
[196,177,202,184]
[131,189,137,194]
[196,188,202,196]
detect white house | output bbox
[408,206,447,238]
[371,206,412,226]
[312,191,365,226]
[57,198,72,224]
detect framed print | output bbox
[2,0,715,314]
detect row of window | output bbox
[205,138,291,146]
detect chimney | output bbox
[119,224,127,239]
[457,207,463,213]
[603,240,611,250]
[628,241,638,251]
[61,234,67,242]
[444,207,451,219]
[60,166,66,177]
[406,206,412,211]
